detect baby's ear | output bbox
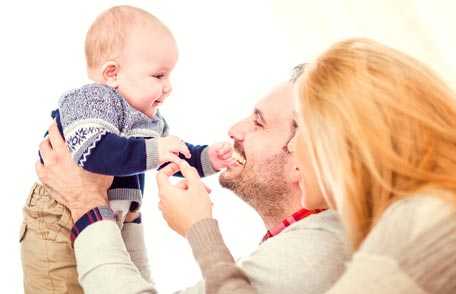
[101,61,120,88]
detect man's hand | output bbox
[207,142,235,171]
[36,123,113,222]
[158,136,191,165]
[156,160,213,237]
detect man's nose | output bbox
[287,133,297,153]
[228,119,247,141]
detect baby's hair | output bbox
[85,5,166,70]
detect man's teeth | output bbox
[232,150,246,165]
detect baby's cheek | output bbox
[145,87,162,102]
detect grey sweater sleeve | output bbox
[122,223,153,283]
[187,219,256,294]
[74,218,249,294]
[74,221,157,294]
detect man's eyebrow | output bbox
[254,108,267,125]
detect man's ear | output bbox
[101,61,120,88]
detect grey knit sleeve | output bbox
[58,84,125,164]
[187,219,256,294]
[121,223,153,283]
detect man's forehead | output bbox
[254,83,294,124]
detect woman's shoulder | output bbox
[384,193,451,235]
[348,194,456,294]
[360,192,453,254]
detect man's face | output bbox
[219,83,297,216]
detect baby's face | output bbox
[116,25,178,118]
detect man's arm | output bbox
[187,219,256,294]
[75,220,158,294]
[74,215,252,294]
[187,212,347,294]
[122,222,153,283]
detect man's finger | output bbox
[156,171,171,192]
[43,185,67,207]
[175,179,189,190]
[156,163,180,190]
[203,183,212,193]
[179,143,191,159]
[48,122,66,151]
[177,160,201,183]
[167,153,184,165]
[39,138,53,164]
[160,163,180,177]
[35,161,46,182]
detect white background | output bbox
[1,0,455,292]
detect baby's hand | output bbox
[208,142,234,171]
[125,211,141,223]
[158,136,191,165]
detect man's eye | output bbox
[254,120,263,127]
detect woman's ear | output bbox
[287,133,301,185]
[290,163,301,185]
[101,61,120,88]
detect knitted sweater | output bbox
[74,210,348,294]
[45,84,215,208]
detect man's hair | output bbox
[85,5,165,70]
[290,63,308,83]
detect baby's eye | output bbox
[152,74,165,79]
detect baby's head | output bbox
[85,5,177,117]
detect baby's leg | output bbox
[20,183,83,294]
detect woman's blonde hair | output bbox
[296,38,456,249]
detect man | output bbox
[35,66,348,293]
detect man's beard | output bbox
[219,152,291,218]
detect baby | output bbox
[20,5,232,293]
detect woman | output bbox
[156,38,456,293]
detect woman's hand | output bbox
[36,123,113,222]
[156,160,213,237]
